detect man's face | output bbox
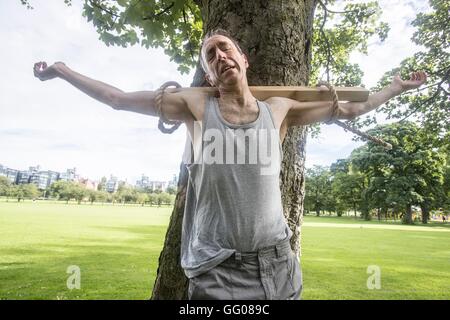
[202,35,249,87]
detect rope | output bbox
[155,81,183,134]
[316,81,393,150]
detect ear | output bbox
[205,73,214,86]
[243,53,249,68]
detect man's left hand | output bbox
[390,71,427,95]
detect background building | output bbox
[105,175,119,193]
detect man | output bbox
[34,29,427,300]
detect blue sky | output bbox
[0,0,429,183]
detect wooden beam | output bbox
[163,86,369,102]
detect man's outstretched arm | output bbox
[33,61,192,121]
[285,71,427,126]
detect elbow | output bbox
[108,92,124,110]
[338,107,356,121]
[339,102,365,120]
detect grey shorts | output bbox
[188,238,303,300]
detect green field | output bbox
[1,201,449,300]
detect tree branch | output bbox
[182,7,195,61]
[317,0,369,15]
[142,2,175,20]
[317,1,332,82]
[89,0,120,18]
[398,86,442,123]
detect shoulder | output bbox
[263,96,292,118]
[261,97,293,131]
[263,96,292,110]
[183,91,211,122]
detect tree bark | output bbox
[420,203,429,224]
[152,0,317,299]
[402,204,414,225]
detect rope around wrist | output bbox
[316,81,392,150]
[155,81,183,134]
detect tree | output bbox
[355,0,449,135]
[304,165,333,216]
[50,180,73,203]
[331,170,365,218]
[136,192,148,206]
[97,176,107,191]
[0,176,11,197]
[73,184,88,204]
[352,122,446,224]
[11,183,39,202]
[97,190,109,204]
[88,189,98,204]
[166,186,177,195]
[158,192,172,206]
[23,0,420,299]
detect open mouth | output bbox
[221,66,235,74]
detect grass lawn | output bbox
[1,200,449,299]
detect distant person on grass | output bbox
[33,29,427,300]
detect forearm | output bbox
[57,64,123,108]
[341,84,400,119]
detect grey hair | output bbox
[199,28,244,72]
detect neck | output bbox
[217,81,255,108]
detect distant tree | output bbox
[352,122,447,224]
[50,180,75,203]
[166,186,177,195]
[117,186,136,204]
[147,193,157,206]
[305,166,332,216]
[73,184,88,204]
[96,190,109,204]
[97,176,107,191]
[11,183,39,202]
[443,148,450,213]
[136,192,148,206]
[88,189,98,204]
[332,171,365,218]
[0,176,11,197]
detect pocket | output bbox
[188,278,196,300]
[287,252,303,300]
[270,254,295,299]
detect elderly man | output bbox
[34,29,426,300]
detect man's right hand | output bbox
[33,61,65,81]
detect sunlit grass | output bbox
[1,201,449,299]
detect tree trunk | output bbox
[420,203,429,224]
[151,0,316,299]
[402,204,414,225]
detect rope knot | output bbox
[155,81,183,134]
[315,80,392,150]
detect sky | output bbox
[0,0,430,184]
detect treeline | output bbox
[0,178,176,206]
[305,122,450,224]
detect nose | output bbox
[216,48,227,60]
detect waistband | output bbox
[226,237,292,264]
